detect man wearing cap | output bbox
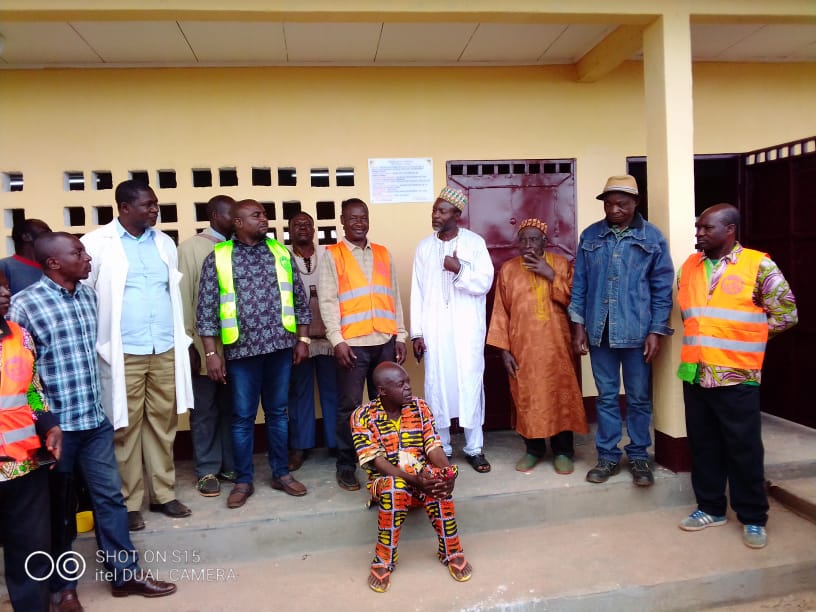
[411,186,494,472]
[487,219,588,474]
[568,175,674,487]
[676,204,797,549]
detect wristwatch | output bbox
[298,336,312,345]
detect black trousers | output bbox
[683,382,768,526]
[335,337,396,470]
[0,467,51,612]
[524,431,574,458]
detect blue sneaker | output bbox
[679,509,727,531]
[743,525,767,549]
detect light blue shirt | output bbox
[116,220,175,355]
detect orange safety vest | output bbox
[0,322,40,462]
[326,242,398,339]
[678,248,768,370]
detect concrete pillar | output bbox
[642,11,697,472]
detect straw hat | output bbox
[596,175,639,200]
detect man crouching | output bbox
[351,362,473,593]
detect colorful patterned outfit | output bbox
[351,397,463,571]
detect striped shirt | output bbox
[9,277,105,432]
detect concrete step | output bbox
[73,429,703,565]
[3,413,814,611]
[59,501,816,612]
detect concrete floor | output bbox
[2,413,815,611]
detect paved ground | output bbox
[1,414,814,611]
[16,500,816,612]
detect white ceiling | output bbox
[0,21,814,68]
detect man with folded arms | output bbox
[198,200,311,508]
[10,232,176,610]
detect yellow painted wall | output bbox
[1,61,814,431]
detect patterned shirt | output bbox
[677,243,798,388]
[351,396,442,482]
[197,238,311,361]
[0,322,54,482]
[9,277,105,431]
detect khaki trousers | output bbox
[114,349,177,510]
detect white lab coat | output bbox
[80,221,194,430]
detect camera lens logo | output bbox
[25,551,86,582]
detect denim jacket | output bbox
[568,213,674,348]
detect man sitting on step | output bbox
[351,362,473,593]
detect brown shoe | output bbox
[127,511,145,531]
[271,473,307,497]
[111,571,177,598]
[227,483,254,508]
[288,449,307,471]
[336,468,361,491]
[51,588,84,611]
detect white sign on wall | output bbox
[368,158,434,204]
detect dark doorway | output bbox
[627,155,741,220]
[447,159,579,430]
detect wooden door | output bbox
[447,159,578,430]
[741,137,816,428]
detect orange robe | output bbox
[486,254,588,439]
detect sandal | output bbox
[368,565,392,593]
[466,453,491,473]
[446,555,473,583]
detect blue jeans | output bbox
[228,348,292,483]
[289,355,338,450]
[589,343,652,462]
[54,418,139,590]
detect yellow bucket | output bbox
[76,511,94,533]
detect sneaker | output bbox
[743,524,767,549]
[553,454,574,475]
[629,458,654,487]
[679,509,728,531]
[196,474,221,497]
[218,471,237,482]
[586,459,620,483]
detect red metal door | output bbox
[447,159,578,430]
[741,137,816,428]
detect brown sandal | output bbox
[368,565,391,593]
[446,555,473,583]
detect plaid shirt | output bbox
[9,277,105,432]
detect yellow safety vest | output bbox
[213,239,296,344]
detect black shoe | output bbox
[586,459,620,483]
[112,571,177,598]
[336,468,360,491]
[629,458,655,487]
[128,510,145,531]
[149,499,192,518]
